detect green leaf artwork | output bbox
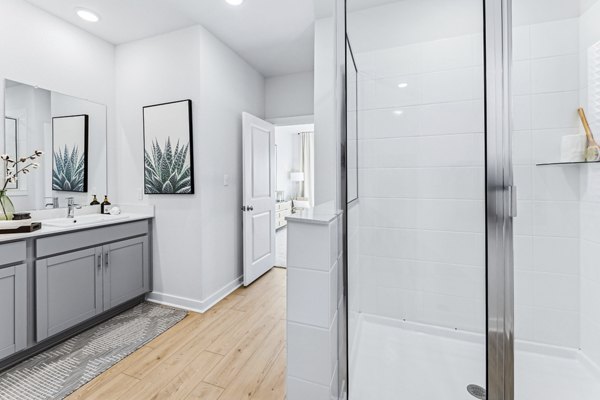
[144,138,192,194]
[53,145,86,192]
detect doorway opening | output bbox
[274,123,315,268]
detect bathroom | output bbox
[1,0,600,399]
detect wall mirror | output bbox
[2,79,107,211]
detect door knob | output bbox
[247,205,254,211]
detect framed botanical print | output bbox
[143,100,194,194]
[52,114,89,192]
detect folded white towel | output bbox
[560,134,587,162]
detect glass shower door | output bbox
[345,0,489,398]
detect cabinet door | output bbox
[103,236,149,311]
[36,247,103,341]
[0,264,26,359]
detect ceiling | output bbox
[23,0,410,77]
[24,0,317,77]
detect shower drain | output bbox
[467,384,487,399]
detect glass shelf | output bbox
[536,160,600,166]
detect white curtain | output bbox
[299,132,315,207]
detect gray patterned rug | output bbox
[0,302,187,400]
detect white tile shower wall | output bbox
[580,0,600,369]
[512,18,581,348]
[355,33,487,333]
[580,170,600,367]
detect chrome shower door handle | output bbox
[508,185,517,218]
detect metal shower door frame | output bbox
[484,0,515,399]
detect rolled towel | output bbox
[109,206,122,215]
[560,134,587,162]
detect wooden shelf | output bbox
[536,160,600,166]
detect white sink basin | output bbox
[43,214,130,228]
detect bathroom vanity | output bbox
[0,214,153,370]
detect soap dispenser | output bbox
[101,195,111,214]
[90,195,100,206]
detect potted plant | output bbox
[1,150,43,221]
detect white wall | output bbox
[115,25,265,312]
[275,125,303,200]
[314,17,337,207]
[266,71,314,120]
[0,0,116,205]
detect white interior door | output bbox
[242,112,276,286]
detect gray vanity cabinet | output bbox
[0,263,27,360]
[35,221,151,342]
[0,220,152,368]
[103,236,149,310]
[36,247,104,341]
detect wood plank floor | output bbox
[67,268,287,400]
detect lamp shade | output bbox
[290,172,305,182]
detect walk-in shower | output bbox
[343,0,600,399]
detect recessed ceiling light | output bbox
[394,110,404,115]
[225,0,244,5]
[398,83,408,88]
[76,8,100,22]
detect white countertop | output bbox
[286,203,343,225]
[0,205,154,244]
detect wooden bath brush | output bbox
[578,108,600,162]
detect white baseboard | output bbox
[146,275,243,314]
[201,276,244,311]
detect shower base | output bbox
[349,315,600,400]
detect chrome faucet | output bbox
[44,197,59,209]
[67,197,81,218]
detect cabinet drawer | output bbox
[278,209,292,218]
[276,201,292,211]
[0,241,26,267]
[37,220,149,258]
